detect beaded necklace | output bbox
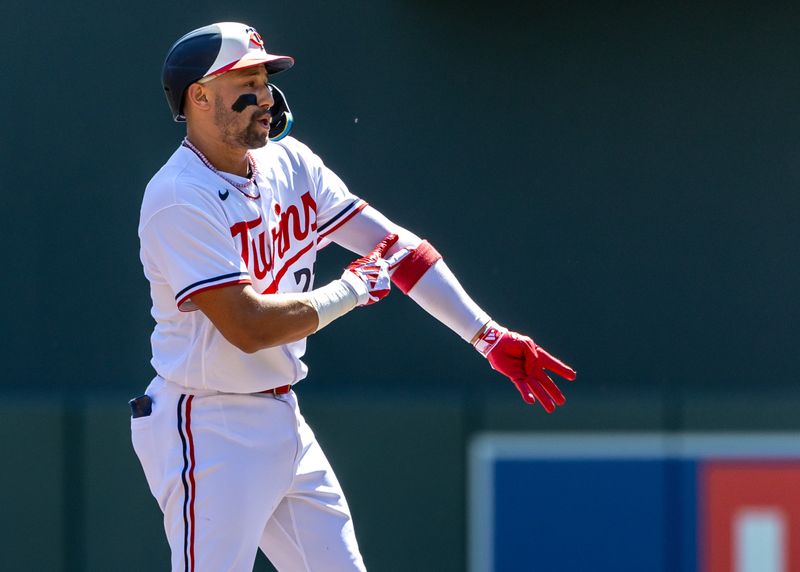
[182,137,260,199]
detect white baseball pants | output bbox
[131,376,366,572]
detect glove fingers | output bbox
[372,233,399,258]
[527,379,556,413]
[536,346,577,381]
[512,379,536,405]
[386,248,412,269]
[534,371,566,407]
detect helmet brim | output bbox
[207,53,295,77]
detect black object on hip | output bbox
[129,395,153,418]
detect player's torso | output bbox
[140,142,324,391]
[215,146,320,295]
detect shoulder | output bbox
[251,136,322,173]
[266,135,316,159]
[139,147,224,231]
[273,135,317,158]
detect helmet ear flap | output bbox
[268,83,293,141]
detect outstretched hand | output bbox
[474,322,576,413]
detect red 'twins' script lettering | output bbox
[229,192,318,280]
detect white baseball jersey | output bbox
[138,136,365,393]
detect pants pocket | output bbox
[131,412,161,500]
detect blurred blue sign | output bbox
[468,434,800,572]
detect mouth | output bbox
[255,113,271,131]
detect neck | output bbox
[185,125,250,177]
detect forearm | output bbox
[243,279,363,348]
[395,243,577,413]
[404,259,490,342]
[193,281,357,353]
[328,207,490,343]
[224,289,321,352]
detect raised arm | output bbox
[329,206,577,412]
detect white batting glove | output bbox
[340,234,410,306]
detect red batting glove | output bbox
[474,321,577,413]
[341,234,410,306]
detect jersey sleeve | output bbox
[313,163,367,242]
[279,138,366,244]
[140,203,250,312]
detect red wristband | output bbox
[390,240,442,294]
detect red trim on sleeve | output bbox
[318,202,367,239]
[177,279,252,311]
[391,240,442,294]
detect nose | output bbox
[263,83,275,109]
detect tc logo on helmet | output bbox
[246,28,265,50]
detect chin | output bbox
[242,129,269,150]
[248,138,269,150]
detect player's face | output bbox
[209,66,274,150]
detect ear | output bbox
[185,83,211,114]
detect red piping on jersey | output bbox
[391,240,442,294]
[261,241,316,294]
[318,202,367,239]
[178,394,196,572]
[177,279,252,311]
[185,396,197,572]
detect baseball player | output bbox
[132,21,576,572]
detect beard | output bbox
[214,96,269,150]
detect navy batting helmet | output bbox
[162,22,294,122]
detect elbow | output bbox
[230,331,276,354]
[227,327,306,354]
[223,326,271,354]
[235,337,264,354]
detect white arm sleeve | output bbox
[324,204,422,256]
[405,259,491,342]
[327,206,490,342]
